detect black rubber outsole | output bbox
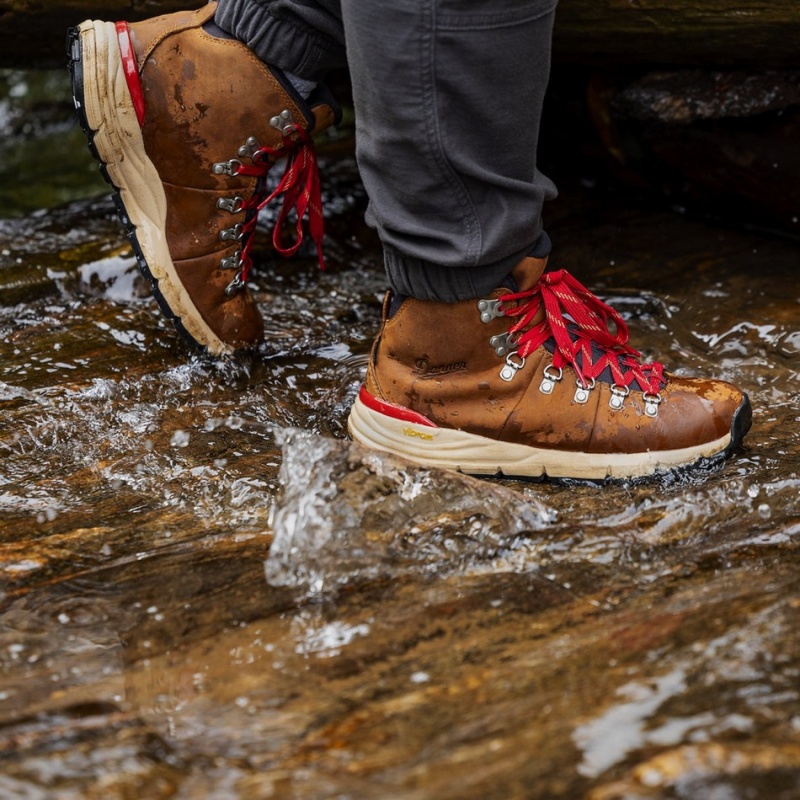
[66,25,203,353]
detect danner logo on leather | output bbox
[412,357,467,378]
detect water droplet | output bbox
[170,430,190,448]
[757,503,771,519]
[639,767,665,787]
[410,671,430,684]
[747,485,759,499]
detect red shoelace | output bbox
[234,124,325,285]
[500,269,666,393]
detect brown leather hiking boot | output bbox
[348,257,752,480]
[68,4,337,354]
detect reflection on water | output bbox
[1,71,799,800]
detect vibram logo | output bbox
[403,426,434,441]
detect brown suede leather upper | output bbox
[128,4,335,349]
[365,258,744,455]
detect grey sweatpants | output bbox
[216,0,559,301]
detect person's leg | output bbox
[68,1,342,354]
[342,0,558,301]
[343,0,751,479]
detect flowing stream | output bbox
[0,68,799,799]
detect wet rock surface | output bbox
[614,70,800,125]
[1,72,800,800]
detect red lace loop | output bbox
[234,125,325,283]
[500,269,666,393]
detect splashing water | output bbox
[265,429,556,596]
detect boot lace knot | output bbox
[499,269,666,394]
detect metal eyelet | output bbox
[238,136,261,159]
[217,196,244,214]
[643,391,662,418]
[219,224,244,242]
[539,364,563,395]
[270,109,296,135]
[609,384,629,411]
[477,298,504,323]
[224,272,246,297]
[573,377,596,404]
[489,331,519,358]
[500,352,526,382]
[220,250,242,271]
[212,158,242,177]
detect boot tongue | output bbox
[510,255,548,292]
[500,255,549,330]
[307,83,343,131]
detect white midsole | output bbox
[347,395,732,479]
[78,20,229,354]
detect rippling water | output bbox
[0,69,799,799]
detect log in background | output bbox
[3,0,800,68]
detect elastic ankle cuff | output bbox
[384,232,552,302]
[529,230,552,259]
[383,249,513,302]
[214,1,344,81]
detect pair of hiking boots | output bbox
[67,4,751,481]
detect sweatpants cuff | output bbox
[384,232,552,302]
[214,0,342,80]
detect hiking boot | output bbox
[67,3,337,354]
[348,257,752,480]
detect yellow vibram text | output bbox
[403,426,434,441]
